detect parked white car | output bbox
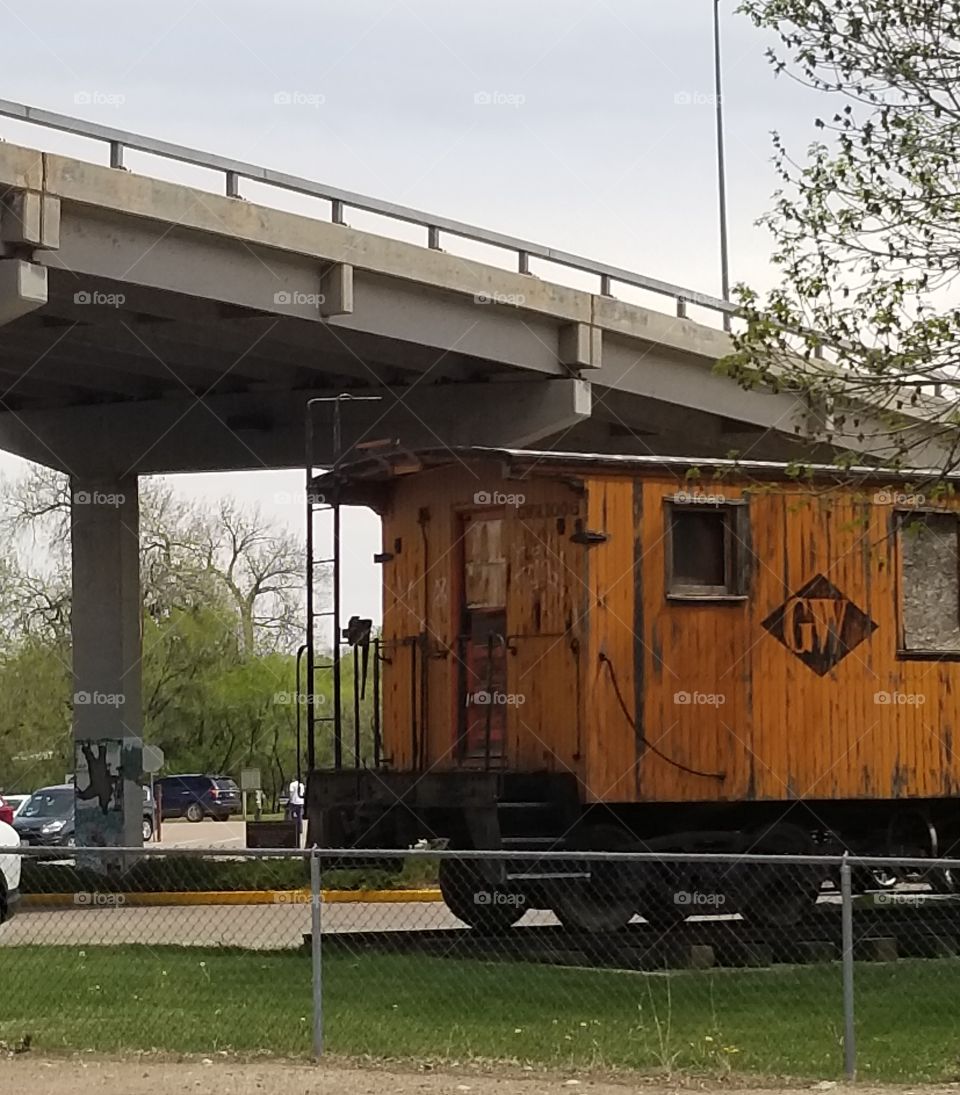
[0,818,21,922]
[5,794,29,818]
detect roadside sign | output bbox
[240,767,261,791]
[142,745,165,773]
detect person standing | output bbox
[288,777,305,843]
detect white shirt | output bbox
[289,780,304,806]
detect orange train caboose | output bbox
[307,447,960,928]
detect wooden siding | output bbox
[377,459,960,805]
[619,477,960,804]
[379,462,586,780]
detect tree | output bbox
[0,467,315,796]
[726,1,960,472]
[189,497,302,657]
[2,466,305,653]
[0,636,72,789]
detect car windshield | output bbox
[21,789,73,818]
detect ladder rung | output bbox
[312,558,337,565]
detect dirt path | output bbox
[0,1058,953,1095]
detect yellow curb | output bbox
[20,888,442,909]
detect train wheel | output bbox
[928,870,959,893]
[853,866,898,892]
[732,824,824,927]
[638,860,718,929]
[552,823,639,932]
[883,812,959,893]
[438,858,525,932]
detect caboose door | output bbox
[458,515,508,764]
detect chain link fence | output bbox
[2,846,959,1079]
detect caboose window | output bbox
[666,502,746,599]
[899,512,960,654]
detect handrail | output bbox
[0,98,735,323]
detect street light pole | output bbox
[713,0,731,327]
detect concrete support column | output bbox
[0,259,47,326]
[70,477,143,851]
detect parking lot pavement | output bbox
[153,818,251,849]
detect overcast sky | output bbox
[0,0,826,626]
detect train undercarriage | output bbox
[307,767,960,931]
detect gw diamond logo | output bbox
[761,574,877,676]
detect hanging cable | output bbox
[599,653,725,782]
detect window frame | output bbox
[895,507,960,660]
[663,497,750,603]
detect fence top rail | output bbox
[0,98,735,318]
[10,844,960,870]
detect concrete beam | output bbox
[319,263,353,316]
[71,477,143,855]
[0,190,60,250]
[558,323,602,371]
[0,259,47,326]
[0,378,592,475]
[40,149,593,324]
[46,214,567,377]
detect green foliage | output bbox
[726,2,960,474]
[0,637,72,790]
[19,854,437,893]
[0,468,376,800]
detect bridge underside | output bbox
[0,268,824,476]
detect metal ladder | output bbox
[304,393,383,772]
[305,477,343,770]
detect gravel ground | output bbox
[0,1058,915,1095]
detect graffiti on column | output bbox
[74,739,138,845]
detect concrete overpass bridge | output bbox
[0,100,943,848]
[0,99,826,477]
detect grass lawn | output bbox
[1,946,959,1080]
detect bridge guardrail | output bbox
[0,99,735,325]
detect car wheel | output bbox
[142,817,154,842]
[185,803,203,823]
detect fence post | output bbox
[310,848,323,1058]
[840,852,856,1081]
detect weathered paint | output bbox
[375,459,960,805]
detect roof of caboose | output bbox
[312,445,960,494]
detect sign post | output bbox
[142,745,164,842]
[240,767,262,820]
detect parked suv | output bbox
[154,775,241,822]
